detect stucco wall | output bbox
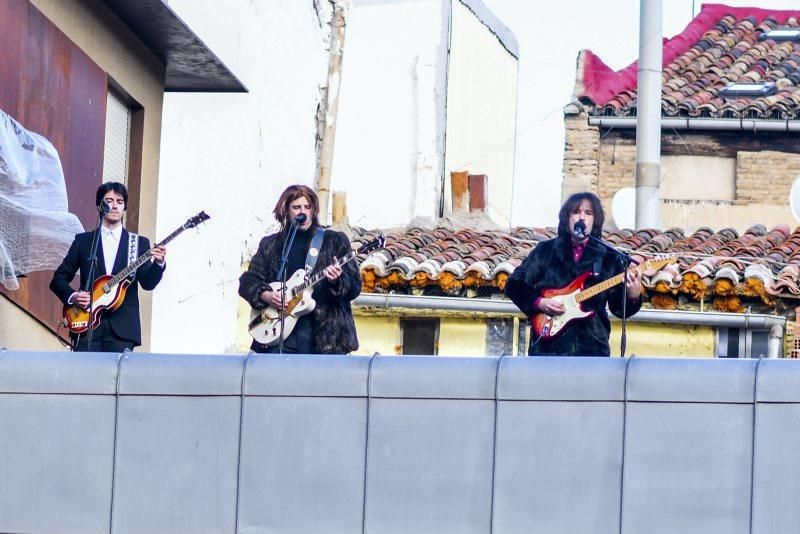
[352,316,403,356]
[610,322,716,358]
[437,317,488,356]
[0,299,64,351]
[153,0,330,353]
[444,0,518,226]
[331,0,446,228]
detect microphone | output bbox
[292,213,307,226]
[99,201,111,214]
[573,220,588,239]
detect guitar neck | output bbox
[107,226,187,287]
[294,250,358,294]
[575,268,635,303]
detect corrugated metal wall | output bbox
[0,350,797,534]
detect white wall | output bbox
[444,0,518,226]
[151,0,330,353]
[330,0,448,228]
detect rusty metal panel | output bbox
[0,0,107,338]
[0,1,24,112]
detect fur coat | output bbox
[238,227,360,354]
[505,234,641,356]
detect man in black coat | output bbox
[239,184,360,354]
[505,192,642,356]
[50,182,166,352]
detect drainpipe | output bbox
[635,0,662,230]
[768,324,783,358]
[588,116,800,132]
[316,2,346,225]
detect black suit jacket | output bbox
[50,228,165,346]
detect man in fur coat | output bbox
[505,192,642,356]
[239,184,360,354]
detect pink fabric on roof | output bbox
[577,3,800,106]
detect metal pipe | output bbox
[588,116,800,132]
[768,324,784,358]
[354,293,786,328]
[635,0,662,230]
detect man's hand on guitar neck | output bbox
[323,256,342,282]
[624,268,643,299]
[150,245,167,266]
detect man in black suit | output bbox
[50,182,166,352]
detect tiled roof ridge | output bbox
[575,3,800,107]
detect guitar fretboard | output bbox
[103,224,191,292]
[574,258,672,303]
[291,249,359,297]
[575,270,630,303]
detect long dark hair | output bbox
[556,192,604,238]
[273,184,320,230]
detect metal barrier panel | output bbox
[0,350,120,534]
[493,356,627,534]
[111,353,244,534]
[238,354,370,534]
[622,358,757,534]
[364,355,497,534]
[752,359,800,534]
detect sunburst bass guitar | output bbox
[62,211,210,334]
[532,257,675,341]
[248,236,384,346]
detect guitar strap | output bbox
[127,232,138,280]
[305,227,326,275]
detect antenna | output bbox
[612,187,636,230]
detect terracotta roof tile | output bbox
[577,4,800,119]
[353,222,800,312]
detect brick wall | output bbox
[736,150,800,205]
[561,106,601,200]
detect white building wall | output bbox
[330,0,448,228]
[444,0,518,226]
[151,0,330,353]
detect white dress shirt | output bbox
[101,225,123,274]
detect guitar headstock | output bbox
[185,211,211,229]
[357,235,385,255]
[641,255,677,272]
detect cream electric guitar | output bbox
[531,257,675,340]
[248,236,384,346]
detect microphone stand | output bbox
[275,220,301,354]
[80,207,106,351]
[581,232,639,358]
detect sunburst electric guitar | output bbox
[531,257,675,341]
[248,236,384,346]
[62,211,210,334]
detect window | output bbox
[401,318,439,355]
[103,88,132,184]
[717,327,771,358]
[718,82,776,98]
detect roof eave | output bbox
[100,0,247,93]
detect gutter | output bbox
[588,116,800,132]
[354,293,786,328]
